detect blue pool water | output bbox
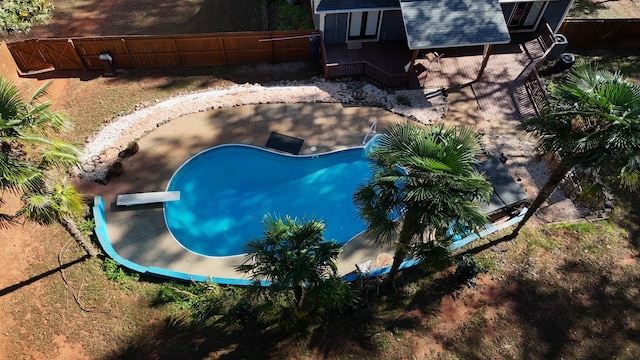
[164,145,373,257]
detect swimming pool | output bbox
[164,145,373,257]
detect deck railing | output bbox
[321,40,410,88]
[323,60,409,88]
[525,69,549,116]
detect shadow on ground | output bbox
[102,267,465,359]
[19,62,324,91]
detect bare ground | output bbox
[0,0,637,358]
[0,65,587,360]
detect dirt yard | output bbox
[569,0,640,18]
[1,1,639,359]
[17,0,261,38]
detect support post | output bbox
[404,49,419,73]
[475,44,494,82]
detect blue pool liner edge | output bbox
[94,195,526,285]
[93,195,267,286]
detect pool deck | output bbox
[76,103,407,283]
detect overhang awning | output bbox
[314,0,400,13]
[400,0,511,50]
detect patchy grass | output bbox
[92,215,639,359]
[524,227,562,252]
[3,48,640,359]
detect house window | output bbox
[348,11,380,40]
[508,1,545,30]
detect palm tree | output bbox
[1,76,91,254]
[354,122,493,283]
[19,179,98,256]
[237,215,343,311]
[1,78,72,140]
[0,77,79,197]
[509,63,640,237]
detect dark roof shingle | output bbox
[400,0,510,49]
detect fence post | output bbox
[68,39,87,71]
[219,35,227,65]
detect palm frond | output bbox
[0,78,23,127]
[354,121,492,278]
[412,240,455,273]
[26,81,52,104]
[0,212,18,229]
[18,181,85,225]
[618,154,640,190]
[0,152,42,193]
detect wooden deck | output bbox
[323,41,412,74]
[419,34,548,121]
[323,41,414,88]
[472,37,547,121]
[323,32,551,121]
[324,35,546,120]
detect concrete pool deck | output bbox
[77,103,408,283]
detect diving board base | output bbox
[116,191,180,206]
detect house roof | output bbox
[400,0,511,49]
[314,0,400,13]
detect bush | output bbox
[78,219,95,237]
[0,0,53,34]
[453,255,487,289]
[271,0,313,30]
[103,258,139,285]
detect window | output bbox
[348,11,380,40]
[508,2,545,30]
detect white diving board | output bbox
[116,191,181,206]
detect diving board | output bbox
[116,191,180,206]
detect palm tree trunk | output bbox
[387,212,418,283]
[294,283,305,310]
[388,246,408,284]
[510,158,573,237]
[59,217,99,257]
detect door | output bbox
[348,11,380,41]
[508,2,545,30]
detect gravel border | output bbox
[78,79,447,182]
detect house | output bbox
[311,0,574,87]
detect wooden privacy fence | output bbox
[6,30,320,74]
[560,19,640,48]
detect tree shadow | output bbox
[104,317,295,359]
[510,271,639,358]
[103,267,465,359]
[613,188,640,251]
[443,257,640,359]
[25,62,324,93]
[0,254,90,297]
[306,268,465,357]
